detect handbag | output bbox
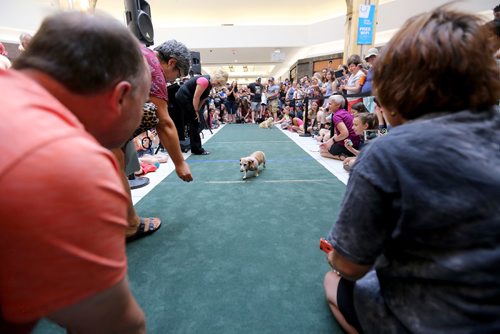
[131,102,159,139]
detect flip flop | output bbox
[126,217,162,242]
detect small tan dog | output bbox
[240,151,266,179]
[259,117,274,129]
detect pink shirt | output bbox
[196,76,209,89]
[141,46,168,102]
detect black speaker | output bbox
[125,0,154,46]
[190,51,201,75]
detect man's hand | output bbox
[175,161,193,182]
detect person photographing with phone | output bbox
[339,54,365,112]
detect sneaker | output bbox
[192,150,210,155]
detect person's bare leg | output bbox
[324,271,359,334]
[111,148,160,237]
[320,149,342,160]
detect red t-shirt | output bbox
[0,70,128,329]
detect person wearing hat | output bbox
[361,47,378,95]
[361,47,379,113]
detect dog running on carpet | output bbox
[240,151,266,179]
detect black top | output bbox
[247,82,262,103]
[327,108,500,333]
[227,85,238,102]
[177,75,212,102]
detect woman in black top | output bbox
[175,69,228,154]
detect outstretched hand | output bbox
[175,161,193,182]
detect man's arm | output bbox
[48,278,145,334]
[150,96,193,182]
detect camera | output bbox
[320,238,333,253]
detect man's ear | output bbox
[111,81,132,114]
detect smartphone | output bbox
[334,69,344,79]
[320,238,333,253]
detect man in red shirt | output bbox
[0,11,150,333]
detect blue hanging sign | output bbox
[357,4,376,45]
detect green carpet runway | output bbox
[34,124,346,334]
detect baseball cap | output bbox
[364,48,378,59]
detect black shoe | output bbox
[192,150,210,155]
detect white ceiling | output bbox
[93,0,347,84]
[96,0,347,27]
[0,0,495,84]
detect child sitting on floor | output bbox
[343,112,378,171]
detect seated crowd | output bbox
[1,4,499,334]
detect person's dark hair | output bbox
[346,54,362,66]
[373,6,500,119]
[13,11,145,95]
[494,5,500,13]
[351,102,369,113]
[373,97,380,107]
[355,112,378,129]
[154,39,191,77]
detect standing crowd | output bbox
[1,4,499,334]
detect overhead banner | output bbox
[357,4,376,45]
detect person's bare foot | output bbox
[126,217,162,242]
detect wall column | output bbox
[343,0,379,63]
